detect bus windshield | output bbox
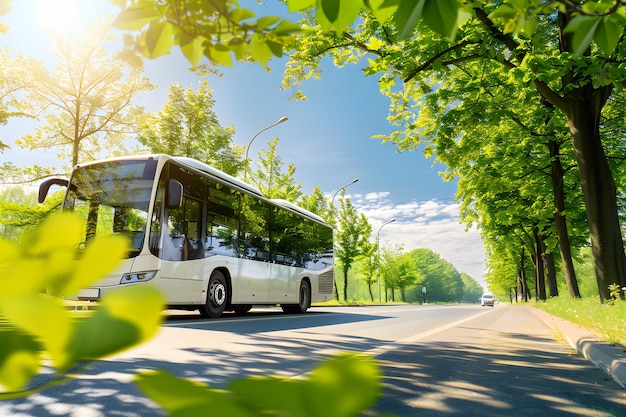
[64,159,158,257]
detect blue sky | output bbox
[0,0,486,285]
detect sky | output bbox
[0,0,487,286]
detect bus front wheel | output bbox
[282,280,311,314]
[200,270,228,318]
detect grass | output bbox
[533,296,626,348]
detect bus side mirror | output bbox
[166,179,183,209]
[38,178,69,203]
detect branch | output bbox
[403,40,481,83]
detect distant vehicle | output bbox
[480,293,495,307]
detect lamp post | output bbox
[331,178,359,206]
[376,218,396,303]
[244,116,288,180]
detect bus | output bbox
[38,154,335,318]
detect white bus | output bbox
[39,154,335,318]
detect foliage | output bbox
[0,48,34,153]
[136,352,390,417]
[334,195,372,301]
[15,19,154,167]
[111,0,305,66]
[138,80,245,176]
[0,187,63,241]
[111,1,623,67]
[0,212,164,396]
[460,272,483,303]
[404,248,464,303]
[249,137,302,201]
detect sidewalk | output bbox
[531,306,626,389]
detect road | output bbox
[1,304,625,416]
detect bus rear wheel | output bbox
[282,280,311,314]
[200,270,228,318]
[233,304,252,315]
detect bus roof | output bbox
[270,198,327,225]
[173,156,264,198]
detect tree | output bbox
[249,137,302,201]
[16,21,154,167]
[460,272,483,303]
[0,48,34,153]
[138,81,244,176]
[335,194,372,301]
[281,3,626,300]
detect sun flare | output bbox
[37,0,78,31]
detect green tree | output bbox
[407,248,464,303]
[16,20,154,167]
[138,81,244,176]
[0,187,61,241]
[335,194,371,301]
[460,272,483,303]
[0,48,33,153]
[249,137,302,201]
[281,2,626,300]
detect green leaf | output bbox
[306,353,381,417]
[320,0,340,22]
[208,43,234,67]
[564,15,602,57]
[317,0,363,33]
[64,285,163,369]
[256,16,281,31]
[0,328,41,392]
[593,17,621,54]
[396,0,426,39]
[63,234,129,297]
[180,34,206,66]
[250,33,274,66]
[112,1,162,30]
[144,21,174,59]
[423,0,461,40]
[287,0,316,13]
[368,0,398,24]
[0,294,72,369]
[21,212,82,255]
[230,377,309,417]
[135,370,219,411]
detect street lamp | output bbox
[377,218,396,303]
[331,178,359,206]
[244,116,288,161]
[244,116,288,180]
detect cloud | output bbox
[348,192,486,284]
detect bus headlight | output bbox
[120,271,157,284]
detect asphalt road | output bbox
[1,304,625,416]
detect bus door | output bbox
[159,196,205,303]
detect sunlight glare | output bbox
[37,0,78,31]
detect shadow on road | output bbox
[2,306,625,416]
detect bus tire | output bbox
[233,304,252,315]
[282,280,311,314]
[200,270,228,318]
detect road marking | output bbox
[365,307,497,357]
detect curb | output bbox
[532,307,626,389]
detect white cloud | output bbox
[349,192,486,284]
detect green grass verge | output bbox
[533,297,626,348]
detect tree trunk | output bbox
[564,87,626,300]
[368,282,374,302]
[543,250,558,298]
[533,227,547,301]
[548,139,581,297]
[343,268,348,301]
[519,247,529,302]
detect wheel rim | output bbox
[210,280,226,306]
